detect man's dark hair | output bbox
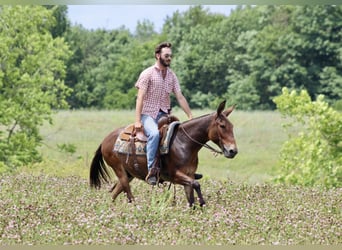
[155,42,172,58]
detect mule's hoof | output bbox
[194,173,203,180]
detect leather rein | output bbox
[180,125,223,156]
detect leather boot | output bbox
[145,158,160,185]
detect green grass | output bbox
[33,109,291,183]
[0,173,340,245]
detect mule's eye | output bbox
[219,124,225,128]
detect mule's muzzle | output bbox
[223,146,238,158]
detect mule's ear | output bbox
[217,100,226,115]
[223,104,236,117]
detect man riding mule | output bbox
[89,42,238,207]
[89,100,238,207]
[134,42,193,185]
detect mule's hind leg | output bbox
[111,176,134,202]
[110,166,135,203]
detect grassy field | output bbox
[34,109,290,183]
[1,109,340,245]
[1,174,340,245]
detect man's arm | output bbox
[135,88,146,128]
[175,91,193,119]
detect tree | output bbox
[273,88,341,188]
[226,5,342,110]
[44,5,70,38]
[164,6,228,108]
[135,19,157,41]
[64,25,135,108]
[226,6,300,109]
[290,6,342,103]
[0,6,71,172]
[102,37,162,109]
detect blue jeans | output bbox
[141,111,166,170]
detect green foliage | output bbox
[0,6,71,171]
[44,5,70,38]
[57,143,77,155]
[273,87,342,188]
[319,66,342,104]
[189,91,216,109]
[102,38,159,109]
[64,26,131,108]
[333,99,342,111]
[225,77,260,110]
[291,6,342,102]
[167,6,228,107]
[225,6,342,110]
[64,25,142,109]
[134,19,157,41]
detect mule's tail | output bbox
[89,144,111,189]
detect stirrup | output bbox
[145,167,159,186]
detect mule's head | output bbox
[208,100,238,158]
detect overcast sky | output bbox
[67,5,236,32]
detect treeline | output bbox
[60,5,342,110]
[2,5,342,111]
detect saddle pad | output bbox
[113,121,181,156]
[160,121,180,154]
[113,138,146,155]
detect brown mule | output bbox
[90,100,238,207]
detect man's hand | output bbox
[135,121,143,129]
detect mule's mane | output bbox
[180,112,215,126]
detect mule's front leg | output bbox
[183,180,206,207]
[192,180,206,206]
[174,170,206,207]
[184,185,195,207]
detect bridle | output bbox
[180,122,224,156]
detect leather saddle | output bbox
[115,115,180,167]
[119,115,180,143]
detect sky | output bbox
[67,5,236,33]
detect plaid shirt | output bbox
[135,63,181,119]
